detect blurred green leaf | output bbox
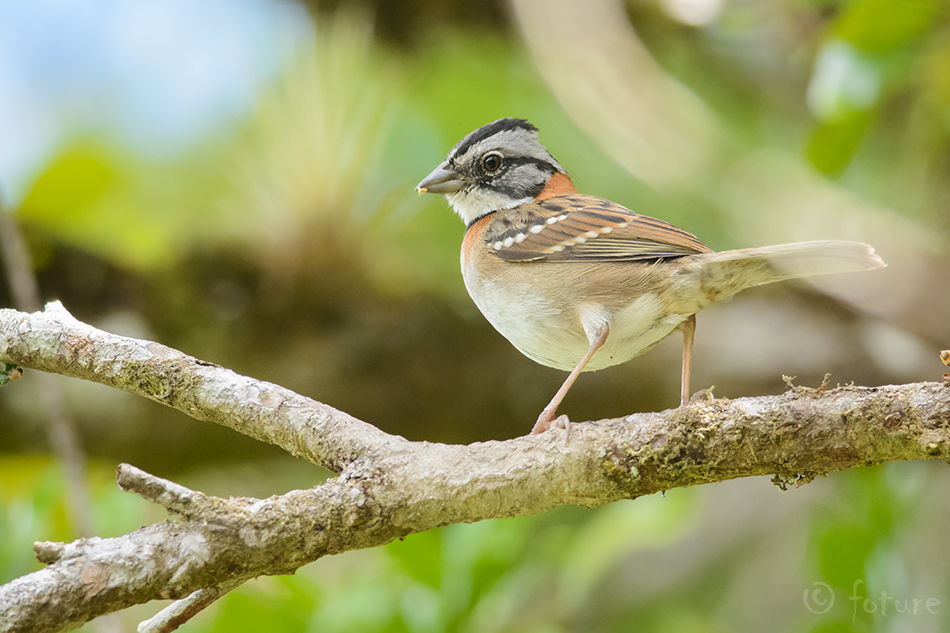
[386,518,534,630]
[816,525,876,586]
[808,41,881,122]
[18,144,176,270]
[388,529,442,589]
[210,576,320,633]
[833,0,941,53]
[807,110,871,175]
[312,577,402,633]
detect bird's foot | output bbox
[531,413,571,437]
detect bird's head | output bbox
[417,118,572,225]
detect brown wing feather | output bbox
[482,194,711,262]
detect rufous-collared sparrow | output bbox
[417,118,885,434]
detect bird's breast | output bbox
[460,241,692,371]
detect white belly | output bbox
[463,264,687,372]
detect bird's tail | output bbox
[693,240,885,302]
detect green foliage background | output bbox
[2,1,949,631]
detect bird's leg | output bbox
[680,314,696,406]
[531,323,609,434]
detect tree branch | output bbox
[0,301,390,473]
[1,303,948,632]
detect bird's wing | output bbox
[483,195,711,262]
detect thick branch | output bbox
[0,302,395,473]
[1,303,949,633]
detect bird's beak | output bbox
[416,163,464,195]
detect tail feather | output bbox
[695,240,885,300]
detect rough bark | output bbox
[1,302,948,633]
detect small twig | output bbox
[116,464,202,515]
[137,579,245,633]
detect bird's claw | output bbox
[530,414,571,440]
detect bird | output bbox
[416,118,885,434]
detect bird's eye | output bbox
[482,153,503,173]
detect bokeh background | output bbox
[2,0,949,631]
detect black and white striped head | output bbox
[417,118,567,225]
